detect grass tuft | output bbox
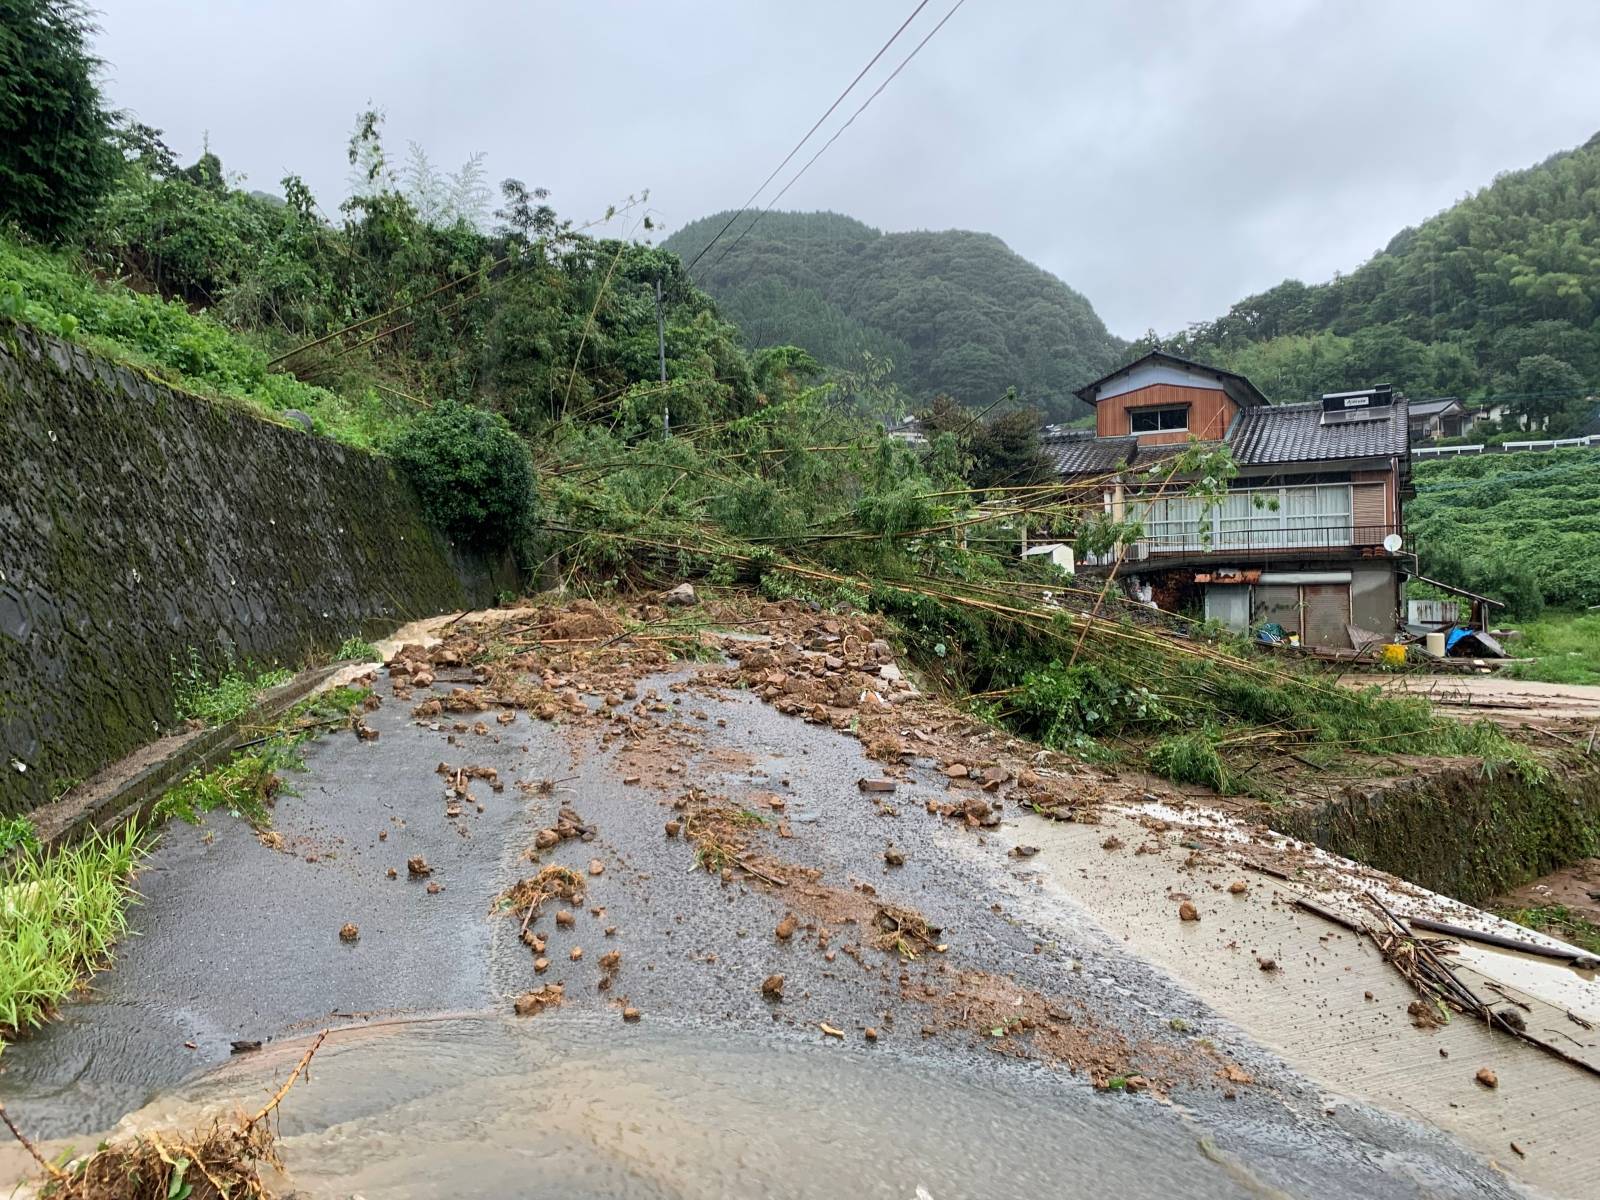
[0,822,144,1044]
[172,649,293,726]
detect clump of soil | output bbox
[912,970,1142,1090]
[514,983,565,1016]
[870,903,943,959]
[498,864,586,934]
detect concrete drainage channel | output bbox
[23,664,344,847]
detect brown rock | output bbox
[1178,901,1200,922]
[407,855,432,877]
[385,867,398,879]
[600,950,621,970]
[1227,880,1248,895]
[1101,835,1124,851]
[761,973,785,1000]
[426,881,442,895]
[555,909,575,928]
[665,820,682,837]
[775,914,798,941]
[534,957,550,973]
[622,1007,641,1022]
[588,859,606,876]
[534,828,561,850]
[943,763,969,779]
[513,983,564,1016]
[1475,1067,1499,1089]
[570,946,583,961]
[338,922,359,942]
[884,846,906,867]
[864,1027,878,1042]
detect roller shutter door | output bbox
[1302,584,1352,649]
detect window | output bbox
[1137,482,1353,552]
[1129,405,1188,434]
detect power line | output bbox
[703,0,969,276]
[682,0,934,276]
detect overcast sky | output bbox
[91,0,1600,339]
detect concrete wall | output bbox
[0,321,506,814]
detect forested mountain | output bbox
[663,212,1123,421]
[1162,131,1600,432]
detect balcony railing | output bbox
[1079,524,1409,567]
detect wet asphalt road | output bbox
[0,661,1526,1197]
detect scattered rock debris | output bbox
[762,974,785,1000]
[338,923,359,943]
[406,855,432,878]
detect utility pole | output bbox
[654,278,667,383]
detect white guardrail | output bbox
[1413,435,1600,458]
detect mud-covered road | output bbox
[0,603,1538,1197]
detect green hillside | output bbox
[1409,449,1600,613]
[1166,132,1600,431]
[663,211,1123,421]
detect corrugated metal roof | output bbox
[1040,434,1135,474]
[1227,400,1409,465]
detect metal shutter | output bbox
[1302,584,1352,649]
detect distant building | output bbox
[884,416,928,446]
[1048,351,1412,650]
[1406,396,1464,441]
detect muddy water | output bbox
[143,1015,1262,1200]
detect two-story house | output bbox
[1045,351,1411,650]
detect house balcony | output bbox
[1077,524,1411,571]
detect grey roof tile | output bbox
[1227,400,1409,465]
[1041,434,1136,474]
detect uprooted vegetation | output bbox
[7,1032,326,1199]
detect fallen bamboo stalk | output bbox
[1291,896,1366,935]
[1361,893,1600,1081]
[1406,915,1600,970]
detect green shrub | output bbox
[172,650,292,725]
[334,636,380,662]
[389,400,537,552]
[1149,729,1233,792]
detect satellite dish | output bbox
[1382,533,1403,553]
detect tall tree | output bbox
[0,0,121,241]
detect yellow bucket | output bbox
[1379,642,1406,667]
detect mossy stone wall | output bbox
[0,321,494,814]
[1277,763,1600,904]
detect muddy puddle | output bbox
[110,1015,1270,1200]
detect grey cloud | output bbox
[94,0,1600,338]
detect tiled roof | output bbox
[1227,400,1409,465]
[1040,434,1136,475]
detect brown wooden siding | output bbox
[1096,383,1237,441]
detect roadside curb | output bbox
[26,664,345,849]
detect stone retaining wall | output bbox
[0,321,500,813]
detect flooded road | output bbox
[119,1016,1374,1200]
[0,606,1545,1196]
